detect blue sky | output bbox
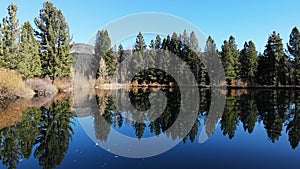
[0,0,300,52]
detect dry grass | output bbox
[0,67,34,99]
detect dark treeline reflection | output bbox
[94,86,202,142]
[0,99,74,169]
[94,88,300,150]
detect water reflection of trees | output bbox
[219,89,300,150]
[95,87,207,142]
[0,99,73,169]
[286,93,300,149]
[95,88,300,150]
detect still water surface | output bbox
[0,89,300,169]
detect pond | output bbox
[0,88,300,169]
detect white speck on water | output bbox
[96,142,99,146]
[114,155,118,158]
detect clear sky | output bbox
[0,0,300,52]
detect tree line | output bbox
[95,27,300,87]
[0,2,72,82]
[1,2,300,87]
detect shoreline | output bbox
[2,82,300,101]
[95,83,300,90]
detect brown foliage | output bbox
[230,80,236,86]
[25,78,57,96]
[54,78,72,92]
[132,80,139,87]
[0,68,34,99]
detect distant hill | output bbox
[71,43,95,55]
[71,43,97,78]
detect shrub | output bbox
[25,78,57,96]
[0,67,34,99]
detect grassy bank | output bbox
[0,68,72,100]
[0,68,34,99]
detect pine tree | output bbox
[170,32,180,54]
[162,35,171,50]
[132,32,147,82]
[204,36,218,85]
[118,44,125,62]
[148,39,158,82]
[35,2,72,82]
[131,51,145,82]
[221,36,240,82]
[18,22,42,79]
[205,36,216,50]
[155,35,161,50]
[95,30,111,60]
[264,31,287,86]
[134,32,147,52]
[134,122,146,140]
[117,44,125,82]
[221,95,240,139]
[149,39,155,50]
[160,35,172,83]
[182,29,190,48]
[163,46,171,84]
[189,31,206,84]
[101,49,117,78]
[239,41,258,84]
[167,33,180,83]
[95,30,112,79]
[256,53,270,85]
[0,4,20,70]
[288,27,300,85]
[190,31,199,52]
[35,99,73,169]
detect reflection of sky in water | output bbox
[3,114,300,169]
[2,89,300,169]
[61,118,300,169]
